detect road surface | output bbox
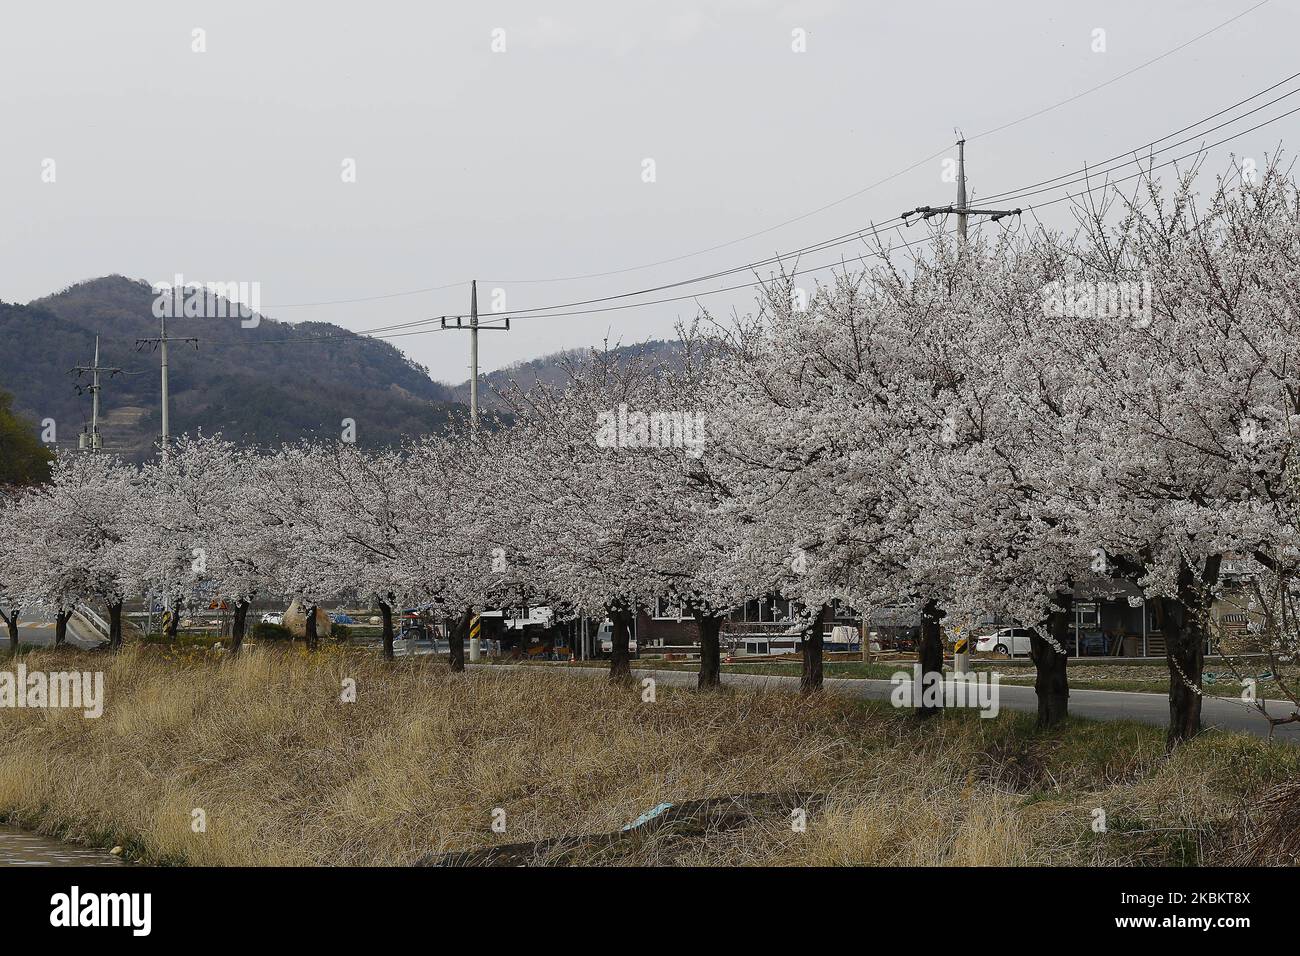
[10,609,105,649]
[487,662,1300,743]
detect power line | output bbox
[965,81,1300,208]
[966,0,1273,145]
[396,91,1300,326]
[391,101,1300,331]
[256,1,1271,311]
[216,76,1300,347]
[625,0,1278,276]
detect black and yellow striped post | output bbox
[953,634,971,677]
[469,613,482,662]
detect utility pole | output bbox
[956,138,969,239]
[902,137,1021,239]
[440,280,509,435]
[470,280,479,430]
[136,314,198,458]
[69,335,122,452]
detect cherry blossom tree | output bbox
[157,436,286,652]
[309,443,418,660]
[382,431,512,668]
[645,332,766,688]
[0,487,41,651]
[868,228,1115,726]
[252,442,359,650]
[1036,159,1300,746]
[490,346,692,683]
[708,238,1100,722]
[0,452,136,646]
[707,272,948,698]
[119,435,251,643]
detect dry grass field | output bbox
[0,644,1295,866]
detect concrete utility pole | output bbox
[902,137,1022,239]
[956,139,969,239]
[470,280,479,430]
[69,335,122,452]
[440,280,509,436]
[136,314,198,458]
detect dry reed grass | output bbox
[0,645,1294,866]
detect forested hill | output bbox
[1,276,462,461]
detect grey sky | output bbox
[1,0,1295,383]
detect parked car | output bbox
[975,626,1034,656]
[261,611,284,625]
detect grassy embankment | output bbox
[0,644,1295,866]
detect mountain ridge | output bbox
[1,276,681,460]
[5,275,460,460]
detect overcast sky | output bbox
[2,0,1296,383]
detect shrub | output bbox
[251,622,292,642]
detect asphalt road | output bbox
[11,609,105,649]
[488,662,1300,743]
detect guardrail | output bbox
[73,603,111,642]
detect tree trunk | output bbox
[54,609,71,646]
[917,599,945,719]
[379,600,395,661]
[449,607,470,672]
[694,611,723,689]
[2,609,18,654]
[108,600,124,650]
[1162,556,1219,751]
[166,599,181,642]
[608,607,634,684]
[304,603,319,650]
[230,599,248,654]
[1030,591,1072,728]
[800,604,828,694]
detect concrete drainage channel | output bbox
[0,825,125,867]
[420,791,823,866]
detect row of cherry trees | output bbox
[2,166,1299,747]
